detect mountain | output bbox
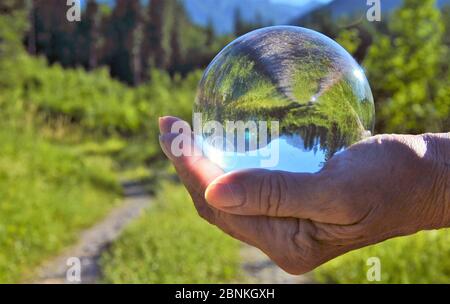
[90,0,327,34]
[182,0,324,34]
[295,0,450,20]
[320,0,403,17]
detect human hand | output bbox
[159,116,450,274]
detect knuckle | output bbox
[257,173,287,216]
[289,219,319,269]
[314,222,367,245]
[336,193,374,224]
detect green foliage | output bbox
[1,48,199,142]
[1,0,449,285]
[294,8,337,38]
[26,0,221,84]
[23,59,143,134]
[0,127,121,283]
[315,230,450,283]
[113,69,200,168]
[233,7,266,37]
[442,4,450,47]
[0,11,124,280]
[0,3,204,282]
[0,0,29,56]
[100,182,240,283]
[364,0,449,133]
[336,28,361,55]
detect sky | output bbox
[84,0,335,7]
[82,0,335,8]
[270,0,333,6]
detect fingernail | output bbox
[158,117,164,135]
[159,135,174,160]
[205,183,246,207]
[158,116,168,134]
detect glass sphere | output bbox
[193,26,375,173]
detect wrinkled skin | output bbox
[159,116,450,274]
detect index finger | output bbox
[158,118,306,263]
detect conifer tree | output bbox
[145,0,173,71]
[107,0,143,84]
[78,0,102,70]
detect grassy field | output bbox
[99,177,450,284]
[314,230,450,283]
[100,182,240,283]
[0,47,200,282]
[0,128,121,283]
[0,43,448,285]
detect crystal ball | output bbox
[193,26,375,173]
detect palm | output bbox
[159,116,446,274]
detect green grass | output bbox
[314,229,450,283]
[100,182,240,283]
[16,56,143,134]
[0,50,203,282]
[1,38,447,285]
[0,129,121,283]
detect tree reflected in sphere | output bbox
[194,26,375,173]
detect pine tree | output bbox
[169,4,182,75]
[294,8,336,38]
[78,0,102,70]
[205,17,215,47]
[233,8,246,37]
[107,0,144,84]
[233,7,265,37]
[25,0,36,55]
[145,0,173,71]
[32,0,76,66]
[442,4,450,47]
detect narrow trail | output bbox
[35,181,152,284]
[34,178,311,284]
[239,245,314,284]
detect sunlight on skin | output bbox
[159,115,450,275]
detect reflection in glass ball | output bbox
[194,26,375,173]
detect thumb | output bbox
[205,169,330,220]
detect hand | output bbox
[159,116,450,274]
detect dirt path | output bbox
[35,178,311,284]
[35,181,151,284]
[239,245,314,284]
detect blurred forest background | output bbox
[0,0,449,283]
